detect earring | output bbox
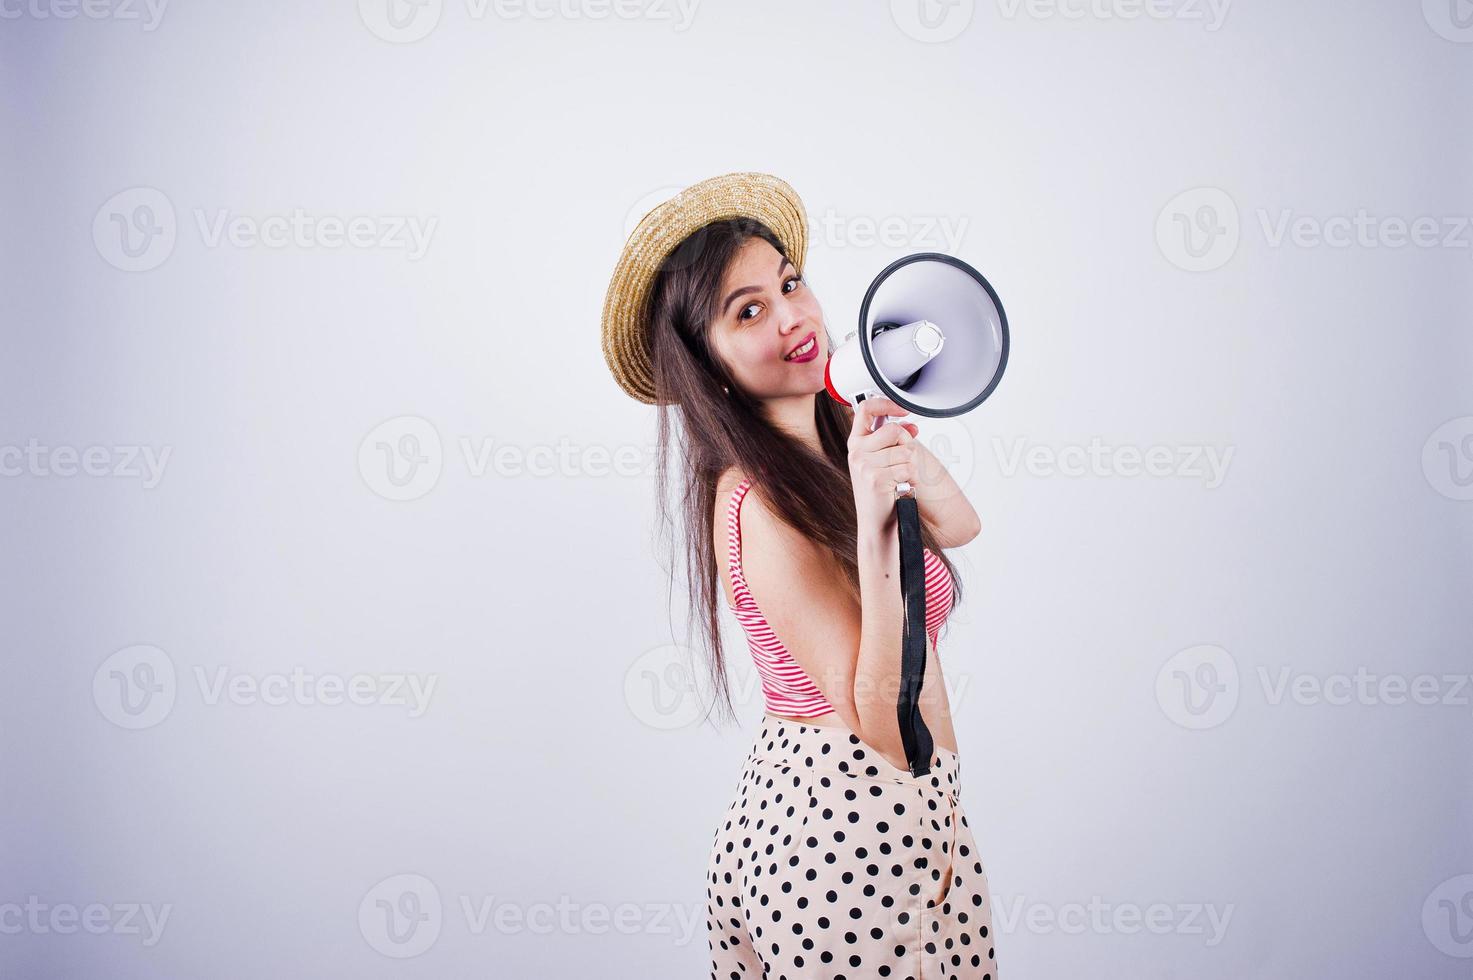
[722,385,730,395]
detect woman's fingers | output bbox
[848,396,908,443]
[873,444,915,468]
[847,399,921,533]
[859,418,916,456]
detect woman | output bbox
[601,172,997,979]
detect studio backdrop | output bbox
[2,2,1470,978]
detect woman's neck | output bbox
[761,392,822,455]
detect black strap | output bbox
[895,493,934,777]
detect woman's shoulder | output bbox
[715,465,750,501]
[719,471,811,557]
[716,467,780,539]
[713,467,747,555]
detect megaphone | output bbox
[825,252,1009,453]
[823,252,1009,780]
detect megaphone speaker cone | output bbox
[821,253,1009,417]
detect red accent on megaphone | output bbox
[823,356,848,405]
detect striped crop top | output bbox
[724,477,956,718]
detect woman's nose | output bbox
[775,295,805,334]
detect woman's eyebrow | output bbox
[721,255,793,318]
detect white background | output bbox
[2,0,1471,976]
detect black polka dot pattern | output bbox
[706,716,997,979]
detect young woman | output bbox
[601,173,997,979]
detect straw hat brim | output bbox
[601,172,809,405]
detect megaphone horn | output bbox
[824,252,1009,433]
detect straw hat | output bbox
[600,171,810,405]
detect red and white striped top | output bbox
[724,477,956,718]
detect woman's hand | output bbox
[847,396,921,538]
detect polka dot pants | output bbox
[707,714,997,979]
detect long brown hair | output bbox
[648,216,962,724]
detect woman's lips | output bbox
[784,332,818,363]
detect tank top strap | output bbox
[725,477,752,572]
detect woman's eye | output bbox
[738,276,801,322]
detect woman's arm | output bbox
[845,398,954,765]
[907,433,981,549]
[851,513,911,763]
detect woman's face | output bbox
[708,237,828,400]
